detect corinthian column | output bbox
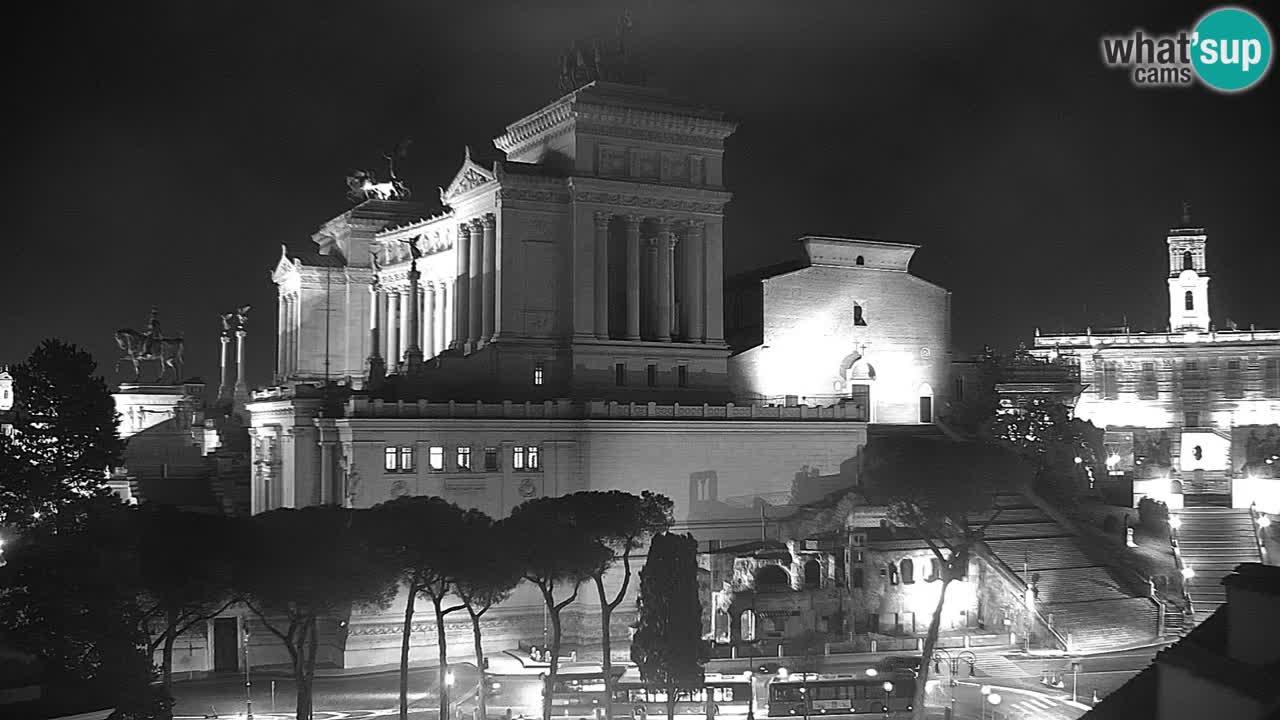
[468,218,483,350]
[218,334,232,401]
[481,214,497,343]
[682,219,705,342]
[645,237,660,340]
[594,212,611,339]
[624,215,641,341]
[404,263,423,368]
[453,224,471,350]
[387,291,401,365]
[656,220,676,342]
[424,283,436,358]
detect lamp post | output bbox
[986,692,1001,720]
[979,686,991,720]
[881,681,893,717]
[243,627,253,720]
[445,669,455,720]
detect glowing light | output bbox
[1182,566,1196,580]
[980,686,991,696]
[882,682,894,693]
[864,668,877,678]
[1074,457,1083,464]
[1259,515,1272,529]
[446,671,455,687]
[777,667,789,679]
[1106,454,1121,468]
[1169,516,1183,530]
[987,693,1002,706]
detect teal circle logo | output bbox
[1192,6,1273,92]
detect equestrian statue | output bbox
[115,307,185,383]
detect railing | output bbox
[341,397,870,421]
[976,542,1071,652]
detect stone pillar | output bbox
[424,283,436,358]
[319,437,335,505]
[481,214,497,343]
[387,291,401,366]
[705,220,725,343]
[367,284,385,386]
[454,224,471,350]
[219,334,232,401]
[594,212,611,339]
[683,220,705,342]
[276,297,287,381]
[645,237,660,340]
[234,329,248,401]
[437,283,449,353]
[657,220,676,342]
[624,215,642,341]
[468,218,484,349]
[404,264,423,369]
[285,295,296,376]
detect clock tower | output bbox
[1167,205,1210,333]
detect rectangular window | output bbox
[677,365,688,388]
[384,447,397,472]
[1102,361,1119,399]
[533,362,544,386]
[1227,360,1240,370]
[615,363,627,386]
[953,377,964,402]
[385,446,415,473]
[513,445,541,471]
[428,446,445,471]
[456,446,472,471]
[646,364,657,387]
[1138,362,1158,400]
[919,396,933,423]
[484,446,499,471]
[1185,412,1200,428]
[526,445,540,471]
[399,447,415,472]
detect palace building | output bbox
[1031,214,1280,514]
[241,76,955,670]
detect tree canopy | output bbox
[631,532,706,720]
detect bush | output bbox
[1138,498,1169,529]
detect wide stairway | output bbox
[973,495,1160,653]
[1181,470,1232,506]
[1175,506,1261,620]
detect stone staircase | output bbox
[1174,506,1262,620]
[972,495,1160,653]
[1180,469,1232,502]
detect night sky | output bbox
[5,1,1278,390]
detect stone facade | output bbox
[1032,219,1280,511]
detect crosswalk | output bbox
[971,653,1025,679]
[1007,694,1060,715]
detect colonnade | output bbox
[369,277,455,368]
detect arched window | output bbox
[1185,291,1194,311]
[855,255,865,266]
[928,558,942,582]
[1183,251,1193,271]
[803,559,821,589]
[900,558,915,584]
[854,304,867,326]
[756,564,789,590]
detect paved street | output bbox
[171,664,480,719]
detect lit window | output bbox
[514,445,542,471]
[385,446,415,473]
[384,447,397,472]
[484,447,499,471]
[1185,291,1194,311]
[533,362,544,386]
[615,363,627,386]
[399,447,415,472]
[428,446,444,471]
[647,364,657,387]
[456,446,472,471]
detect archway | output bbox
[803,558,821,589]
[756,564,789,590]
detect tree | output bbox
[507,496,610,720]
[455,513,522,720]
[631,532,707,720]
[135,506,242,694]
[860,434,1031,720]
[0,339,124,529]
[566,491,674,720]
[988,398,1102,503]
[241,506,397,720]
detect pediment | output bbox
[271,245,299,283]
[441,147,496,203]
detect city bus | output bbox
[612,670,757,720]
[765,668,916,718]
[544,663,631,719]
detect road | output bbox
[170,664,480,719]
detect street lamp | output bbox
[1169,516,1183,531]
[881,682,893,716]
[986,692,1001,720]
[1260,515,1272,529]
[979,686,991,720]
[243,627,253,720]
[1181,565,1196,580]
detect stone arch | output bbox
[756,564,789,589]
[1183,251,1193,271]
[803,558,821,589]
[856,255,865,266]
[1170,479,1184,494]
[900,558,915,584]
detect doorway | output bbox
[212,617,239,672]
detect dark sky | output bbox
[4,1,1278,389]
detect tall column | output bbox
[468,218,484,349]
[453,224,471,350]
[593,212,611,339]
[399,287,414,364]
[481,214,497,343]
[645,237,660,340]
[387,291,401,366]
[682,219,705,342]
[218,334,232,400]
[437,284,449,352]
[234,329,248,400]
[404,263,423,368]
[624,215,642,341]
[286,295,296,376]
[659,224,677,342]
[704,220,725,343]
[275,298,286,381]
[424,283,436,358]
[367,284,385,385]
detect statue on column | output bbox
[114,307,185,384]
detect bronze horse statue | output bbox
[114,329,185,383]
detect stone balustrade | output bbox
[341,397,868,421]
[1036,328,1280,348]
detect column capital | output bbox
[656,216,679,231]
[481,213,497,229]
[683,218,706,231]
[469,217,485,231]
[665,233,680,249]
[622,214,642,229]
[645,237,661,250]
[593,211,612,229]
[458,222,472,238]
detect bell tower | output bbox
[1167,203,1210,333]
